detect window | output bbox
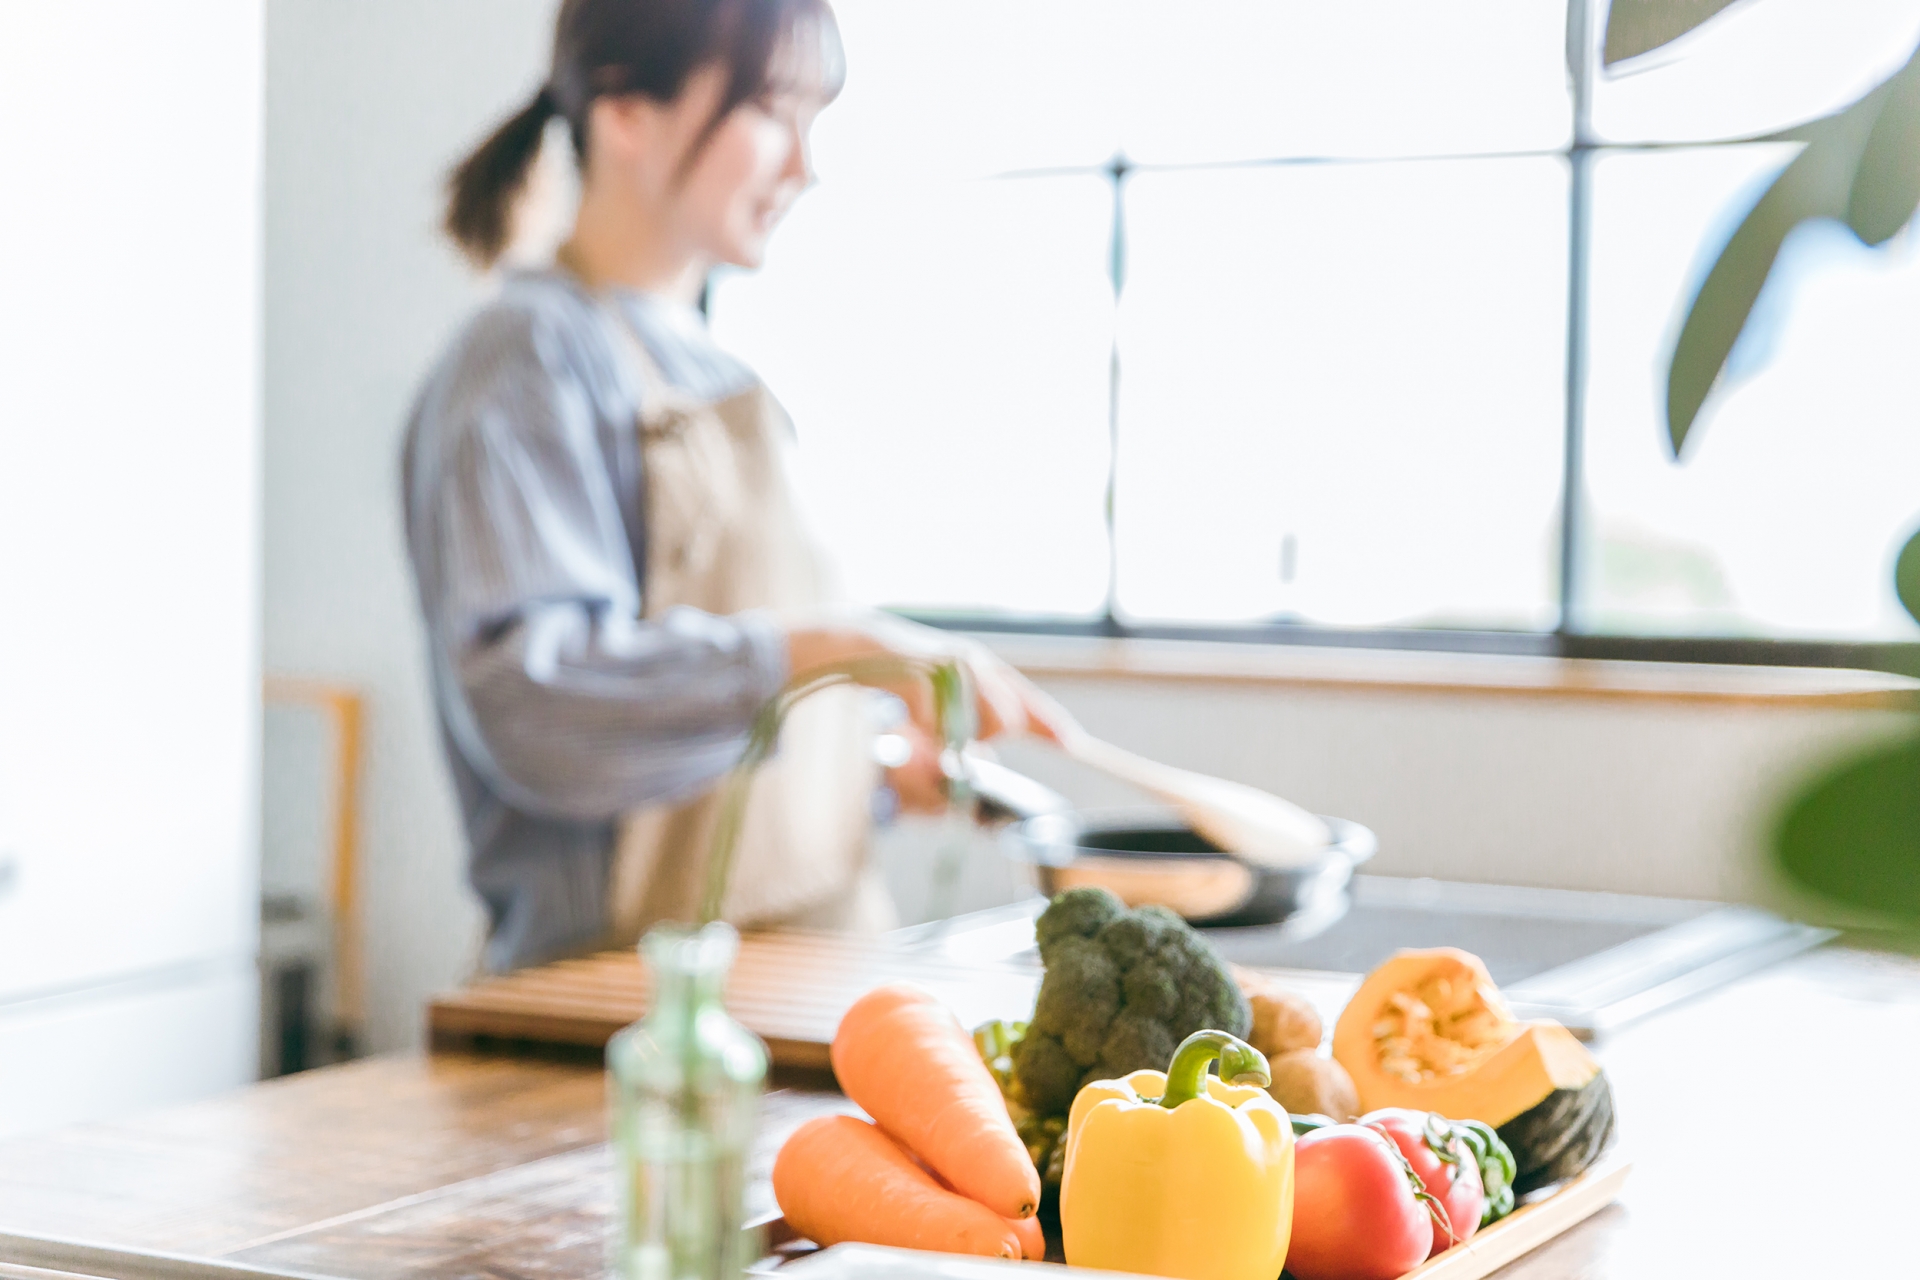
[709,0,1920,660]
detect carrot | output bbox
[913,1148,1044,1261]
[830,983,1043,1220]
[1007,1211,1045,1261]
[773,1115,1022,1259]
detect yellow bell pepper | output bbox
[1060,1030,1295,1280]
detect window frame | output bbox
[838,3,1920,675]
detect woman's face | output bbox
[679,73,826,268]
[596,63,827,271]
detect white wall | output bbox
[991,667,1912,916]
[260,1,1915,1055]
[791,658,1919,930]
[0,0,264,1130]
[264,0,560,1051]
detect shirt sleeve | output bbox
[408,300,789,824]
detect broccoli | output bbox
[1034,883,1123,951]
[1013,886,1252,1117]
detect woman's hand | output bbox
[880,721,950,816]
[961,641,1078,746]
[783,616,1078,746]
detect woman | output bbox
[403,0,1064,972]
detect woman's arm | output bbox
[407,300,789,821]
[405,296,1074,823]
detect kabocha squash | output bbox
[1331,948,1614,1193]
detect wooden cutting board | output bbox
[429,927,1364,1069]
[751,1155,1632,1279]
[428,930,1045,1068]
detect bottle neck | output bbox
[643,922,738,1019]
[651,963,727,1011]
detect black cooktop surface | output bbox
[1199,875,1705,987]
[900,874,1833,1038]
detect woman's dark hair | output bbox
[445,0,843,267]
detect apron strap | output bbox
[553,246,700,426]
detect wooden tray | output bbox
[437,931,1626,1279]
[1400,1154,1628,1278]
[751,1155,1631,1279]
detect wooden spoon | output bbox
[1058,732,1332,870]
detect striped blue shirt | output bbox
[402,269,789,972]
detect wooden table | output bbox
[2,945,1916,1278]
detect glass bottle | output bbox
[609,922,768,1280]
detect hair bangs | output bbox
[682,0,841,172]
[767,1,845,105]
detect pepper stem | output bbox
[1157,1030,1271,1109]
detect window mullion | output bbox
[1559,0,1600,641]
[1102,156,1129,633]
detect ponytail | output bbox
[444,86,558,268]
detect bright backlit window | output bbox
[709,1,1920,647]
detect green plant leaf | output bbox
[1895,526,1920,628]
[1666,86,1893,455]
[1846,45,1920,245]
[1776,732,1920,925]
[1603,0,1744,66]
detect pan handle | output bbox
[962,756,1071,826]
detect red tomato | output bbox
[1360,1108,1486,1257]
[1285,1125,1432,1280]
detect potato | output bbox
[1247,985,1323,1059]
[1267,1048,1359,1122]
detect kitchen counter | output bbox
[2,943,1915,1278]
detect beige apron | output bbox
[591,292,895,942]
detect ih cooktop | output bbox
[896,875,1833,1039]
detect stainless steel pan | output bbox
[1003,809,1376,928]
[965,758,1376,929]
